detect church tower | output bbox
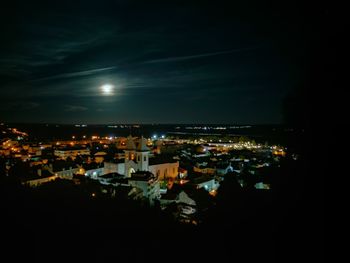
[124,135,137,177]
[135,136,150,172]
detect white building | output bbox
[86,135,179,205]
[104,161,125,175]
[55,167,79,179]
[22,174,59,187]
[103,135,179,181]
[192,175,220,192]
[128,171,160,205]
[54,148,90,160]
[81,167,104,179]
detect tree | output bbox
[216,172,242,203]
[0,157,6,178]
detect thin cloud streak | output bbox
[142,47,258,64]
[31,67,116,82]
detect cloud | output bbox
[0,102,40,111]
[142,47,258,64]
[64,105,88,112]
[31,66,116,82]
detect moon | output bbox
[100,84,114,95]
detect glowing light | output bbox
[100,84,114,95]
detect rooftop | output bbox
[109,177,129,185]
[191,175,214,185]
[160,191,178,200]
[149,155,178,165]
[98,172,124,179]
[130,171,155,181]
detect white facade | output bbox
[136,151,149,171]
[83,168,104,179]
[195,178,220,192]
[128,176,160,205]
[103,162,125,175]
[23,175,59,187]
[124,136,150,177]
[55,167,79,179]
[123,135,179,181]
[149,162,179,181]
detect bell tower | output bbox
[124,135,137,177]
[136,136,150,171]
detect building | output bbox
[54,147,90,160]
[77,162,104,179]
[103,135,179,181]
[191,174,219,192]
[128,171,160,205]
[22,171,59,187]
[216,162,234,175]
[103,159,125,175]
[193,165,216,175]
[97,172,124,185]
[148,157,179,181]
[49,161,79,179]
[124,135,149,177]
[85,135,179,205]
[94,151,107,163]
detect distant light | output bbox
[100,84,114,95]
[161,135,165,139]
[153,135,157,139]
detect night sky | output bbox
[0,1,313,124]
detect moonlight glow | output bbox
[100,84,114,95]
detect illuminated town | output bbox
[1,122,290,223]
[0,0,323,261]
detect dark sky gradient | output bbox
[0,0,314,124]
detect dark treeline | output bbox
[1,153,309,262]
